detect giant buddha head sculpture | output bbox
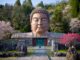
[30,7,50,37]
[11,7,56,38]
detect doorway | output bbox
[33,38,47,46]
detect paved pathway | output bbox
[33,47,48,56]
[0,56,49,60]
[32,47,50,60]
[0,57,66,60]
[51,57,66,60]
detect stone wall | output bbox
[25,38,33,46]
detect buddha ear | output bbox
[30,21,32,24]
[31,23,32,30]
[47,23,50,30]
[30,20,33,26]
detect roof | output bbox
[11,32,65,39]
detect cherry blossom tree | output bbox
[0,21,14,40]
[69,18,80,33]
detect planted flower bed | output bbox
[0,51,25,57]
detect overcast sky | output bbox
[0,0,68,7]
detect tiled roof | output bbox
[11,32,32,38]
[11,32,65,39]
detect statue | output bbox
[11,7,55,38]
[66,46,78,60]
[11,7,62,53]
[16,40,27,54]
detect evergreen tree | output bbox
[37,1,44,8]
[78,0,80,19]
[12,0,26,31]
[20,0,34,32]
[50,7,69,33]
[4,4,13,21]
[27,0,33,7]
[14,0,21,7]
[0,5,4,20]
[22,0,34,16]
[70,0,79,18]
[44,4,55,10]
[0,4,13,21]
[0,5,3,8]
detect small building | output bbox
[11,33,65,48]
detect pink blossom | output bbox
[60,33,80,46]
[0,21,15,40]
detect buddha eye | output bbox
[42,18,46,21]
[33,18,38,22]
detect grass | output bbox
[46,50,54,57]
[0,51,22,55]
[0,51,23,59]
[0,51,20,59]
[25,48,35,56]
[0,47,35,59]
[56,50,67,53]
[56,49,80,53]
[77,50,80,53]
[0,57,16,59]
[0,57,16,60]
[46,49,80,57]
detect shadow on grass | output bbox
[46,50,54,57]
[25,49,35,56]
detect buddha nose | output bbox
[38,19,42,25]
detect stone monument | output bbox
[11,7,60,52]
[66,46,78,60]
[11,7,55,38]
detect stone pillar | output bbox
[51,39,56,52]
[16,40,27,54]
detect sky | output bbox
[0,0,67,7]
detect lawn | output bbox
[25,48,35,56]
[0,51,22,59]
[0,46,35,58]
[56,50,67,53]
[56,50,80,53]
[46,49,80,57]
[0,51,22,55]
[46,50,54,57]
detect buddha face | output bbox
[31,13,49,34]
